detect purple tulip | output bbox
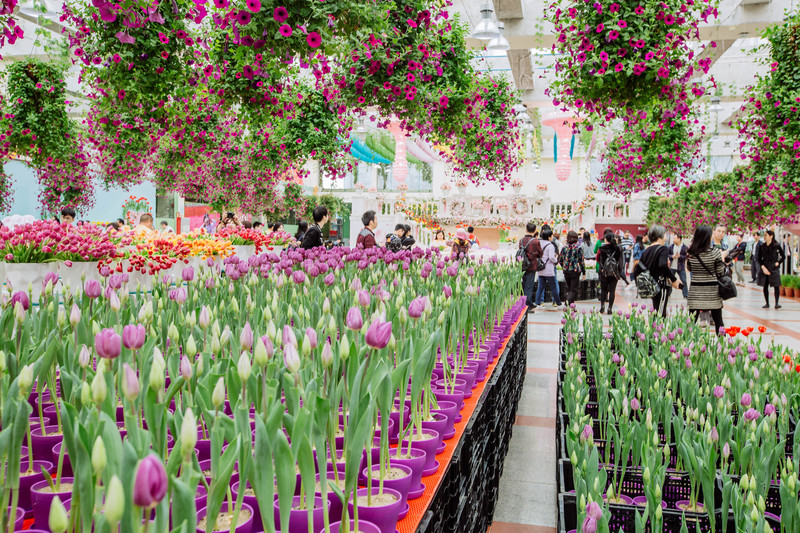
[84,279,102,299]
[133,454,167,509]
[121,363,140,401]
[357,289,371,308]
[283,325,297,349]
[710,427,719,442]
[95,328,122,359]
[740,393,751,407]
[764,403,776,416]
[765,350,773,359]
[408,296,426,319]
[581,424,593,441]
[743,408,760,422]
[108,274,125,290]
[42,271,58,289]
[346,307,363,331]
[582,501,602,533]
[10,291,29,311]
[122,324,146,350]
[630,398,640,411]
[180,356,192,381]
[611,353,620,364]
[619,366,626,376]
[365,318,392,349]
[292,270,306,284]
[657,369,667,379]
[240,322,253,351]
[283,342,300,373]
[205,277,215,289]
[324,272,335,286]
[723,442,730,459]
[305,327,318,349]
[713,386,724,399]
[446,265,458,277]
[182,266,194,282]
[262,335,274,358]
[443,285,452,298]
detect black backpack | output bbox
[600,250,620,279]
[516,237,535,271]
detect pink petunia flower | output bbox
[279,24,292,37]
[273,5,288,22]
[246,0,260,12]
[307,31,321,48]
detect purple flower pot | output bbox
[453,370,476,396]
[197,502,255,533]
[195,435,212,462]
[314,472,346,525]
[468,357,488,382]
[432,387,464,412]
[30,425,63,461]
[674,500,704,513]
[198,459,240,489]
[632,496,666,509]
[431,401,457,439]
[348,487,402,533]
[232,481,262,532]
[33,409,56,427]
[9,507,24,530]
[51,442,72,477]
[321,520,381,533]
[434,378,467,395]
[272,495,328,533]
[602,494,634,505]
[362,464,413,510]
[400,429,442,471]
[386,448,426,500]
[372,417,395,443]
[388,404,410,444]
[421,413,449,449]
[18,461,54,514]
[30,478,73,528]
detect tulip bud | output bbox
[322,298,331,314]
[48,497,68,533]
[254,338,269,367]
[211,334,221,355]
[180,408,197,458]
[92,436,107,476]
[266,320,277,343]
[186,335,197,358]
[212,377,225,408]
[14,301,25,323]
[237,352,252,383]
[92,366,107,404]
[186,311,196,329]
[57,307,66,327]
[0,351,5,373]
[180,356,192,381]
[121,363,140,402]
[199,306,211,329]
[168,323,180,345]
[149,348,165,391]
[109,291,121,312]
[105,475,124,523]
[18,364,33,396]
[80,382,91,405]
[301,335,312,358]
[339,333,350,361]
[69,304,81,327]
[221,326,233,347]
[655,505,662,521]
[321,341,333,368]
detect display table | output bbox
[400,311,528,533]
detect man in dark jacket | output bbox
[519,222,544,312]
[301,205,328,249]
[356,210,378,249]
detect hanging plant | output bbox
[545,0,719,122]
[0,169,14,213]
[2,59,77,167]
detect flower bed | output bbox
[0,245,523,533]
[559,305,799,532]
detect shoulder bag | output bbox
[696,252,737,301]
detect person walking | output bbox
[758,229,786,309]
[559,230,586,306]
[782,233,794,276]
[620,230,634,285]
[519,223,544,312]
[669,233,689,299]
[686,225,726,334]
[356,210,378,249]
[731,234,747,285]
[635,225,681,317]
[630,235,645,283]
[750,232,762,283]
[534,226,563,308]
[597,230,622,314]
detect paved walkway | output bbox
[488,280,800,532]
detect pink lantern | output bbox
[542,113,583,182]
[388,121,409,184]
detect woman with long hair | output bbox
[686,225,726,334]
[294,221,308,246]
[758,229,786,309]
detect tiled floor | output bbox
[488,279,800,533]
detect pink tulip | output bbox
[122,324,146,350]
[95,328,121,359]
[365,318,392,349]
[133,454,167,509]
[346,307,363,331]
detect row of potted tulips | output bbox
[0,221,297,299]
[560,304,800,533]
[0,244,522,533]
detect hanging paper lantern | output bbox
[542,112,582,182]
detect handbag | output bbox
[696,253,737,301]
[537,243,552,272]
